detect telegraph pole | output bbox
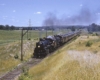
[21,29,23,61]
[21,19,31,61]
[21,28,30,61]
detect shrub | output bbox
[18,74,25,80]
[14,54,19,59]
[86,41,92,47]
[92,33,98,36]
[96,33,98,36]
[22,66,29,76]
[79,42,81,44]
[92,33,96,36]
[28,38,31,40]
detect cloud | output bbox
[13,10,16,12]
[97,13,100,15]
[80,4,83,7]
[37,12,42,14]
[34,11,42,14]
[0,3,5,6]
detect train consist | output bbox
[33,31,81,58]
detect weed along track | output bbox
[0,58,42,80]
[0,52,58,80]
[0,50,61,80]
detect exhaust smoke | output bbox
[43,7,98,26]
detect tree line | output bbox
[0,25,15,30]
[88,23,100,32]
[0,23,100,32]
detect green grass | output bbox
[18,35,100,80]
[0,30,52,45]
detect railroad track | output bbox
[0,58,43,80]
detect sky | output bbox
[0,0,100,26]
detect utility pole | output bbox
[21,28,29,61]
[21,19,31,61]
[21,29,23,61]
[21,19,32,61]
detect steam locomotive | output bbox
[33,31,80,58]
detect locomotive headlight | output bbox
[38,46,40,48]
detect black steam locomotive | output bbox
[33,31,80,58]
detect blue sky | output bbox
[0,0,100,26]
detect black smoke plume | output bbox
[43,7,98,26]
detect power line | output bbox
[27,19,31,40]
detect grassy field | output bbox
[0,29,69,76]
[0,29,69,45]
[18,35,100,80]
[0,30,52,45]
